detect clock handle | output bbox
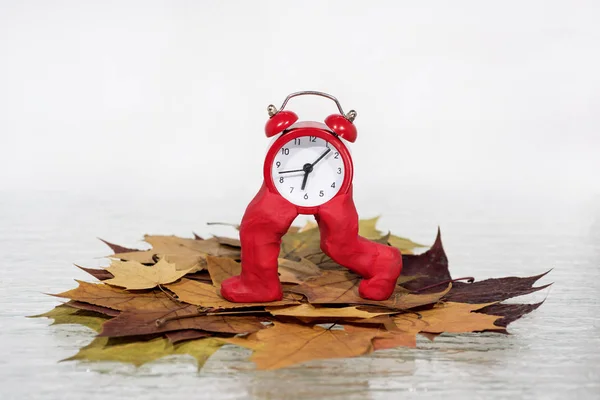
[269,91,357,123]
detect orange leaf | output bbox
[250,321,378,370]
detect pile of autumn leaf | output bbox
[33,218,549,370]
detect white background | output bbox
[1,2,599,399]
[1,0,598,206]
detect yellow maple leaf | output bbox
[104,258,193,290]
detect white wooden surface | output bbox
[1,186,598,400]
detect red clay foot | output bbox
[220,275,283,303]
[358,246,403,301]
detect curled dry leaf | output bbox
[104,258,193,290]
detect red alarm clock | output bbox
[221,91,402,303]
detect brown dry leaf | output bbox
[266,304,394,319]
[250,321,379,370]
[65,300,120,317]
[205,256,241,288]
[166,278,300,309]
[99,308,264,337]
[110,236,240,271]
[76,265,114,281]
[286,270,447,310]
[165,330,210,344]
[54,280,178,312]
[104,258,193,290]
[277,258,322,284]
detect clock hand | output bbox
[278,168,305,174]
[311,148,331,167]
[301,171,309,191]
[300,149,332,191]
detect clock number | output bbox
[334,152,339,159]
[309,136,317,143]
[326,141,330,148]
[279,177,284,183]
[290,187,294,193]
[337,167,342,174]
[331,182,336,188]
[276,161,281,168]
[294,138,301,145]
[319,190,324,197]
[281,148,290,155]
[304,193,309,200]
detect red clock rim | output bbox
[263,126,354,212]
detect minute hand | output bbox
[311,148,331,167]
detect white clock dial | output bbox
[271,135,345,207]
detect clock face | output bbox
[271,134,345,207]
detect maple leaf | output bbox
[30,304,110,333]
[401,230,551,312]
[277,258,322,284]
[65,300,119,317]
[99,308,264,337]
[104,258,193,290]
[474,302,544,328]
[54,280,179,312]
[445,271,552,304]
[247,321,379,370]
[107,235,240,271]
[205,256,240,288]
[346,302,503,351]
[286,270,449,310]
[165,278,300,309]
[97,238,140,254]
[64,336,223,370]
[76,265,114,281]
[400,228,452,291]
[165,330,210,344]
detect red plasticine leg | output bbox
[220,183,298,302]
[316,186,402,301]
